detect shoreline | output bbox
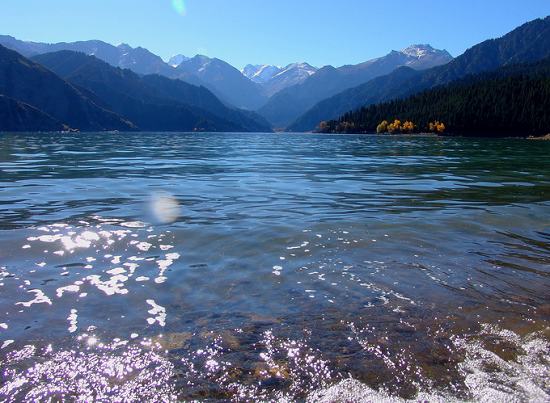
[1,130,550,140]
[314,131,550,139]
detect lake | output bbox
[0,132,548,401]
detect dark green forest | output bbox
[320,59,550,137]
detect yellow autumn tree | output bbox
[387,119,401,134]
[376,120,388,133]
[402,120,415,133]
[429,121,446,134]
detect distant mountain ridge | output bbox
[0,35,174,77]
[168,54,190,67]
[0,35,320,110]
[172,55,267,109]
[31,50,272,132]
[0,35,452,119]
[0,42,272,132]
[400,44,454,66]
[0,36,270,109]
[289,16,550,131]
[242,64,283,83]
[262,63,318,97]
[258,44,453,128]
[242,62,318,96]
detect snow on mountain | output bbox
[273,62,317,81]
[262,62,318,96]
[258,45,453,128]
[168,54,190,67]
[242,62,318,96]
[242,64,282,83]
[400,44,453,68]
[401,44,435,58]
[173,55,268,110]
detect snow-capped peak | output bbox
[401,44,439,58]
[168,54,190,67]
[242,64,282,83]
[273,62,317,79]
[398,44,453,69]
[243,61,319,84]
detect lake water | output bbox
[0,132,548,402]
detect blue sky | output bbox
[1,0,549,69]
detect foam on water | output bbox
[16,289,52,307]
[146,299,167,327]
[308,325,549,403]
[453,324,549,402]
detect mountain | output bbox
[0,44,135,131]
[0,36,174,76]
[0,94,65,131]
[321,58,550,137]
[173,55,267,109]
[242,62,318,97]
[168,54,190,67]
[0,36,269,110]
[261,62,318,97]
[258,45,452,128]
[290,16,550,132]
[0,35,51,57]
[32,50,272,132]
[399,45,456,69]
[242,64,282,83]
[115,43,175,76]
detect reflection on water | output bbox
[0,132,549,401]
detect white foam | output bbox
[67,309,78,333]
[16,289,52,307]
[1,340,14,349]
[56,284,80,297]
[146,299,166,327]
[120,221,146,228]
[136,242,152,252]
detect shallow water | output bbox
[0,132,549,402]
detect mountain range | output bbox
[289,16,550,131]
[170,55,267,109]
[32,51,271,132]
[0,35,322,110]
[0,36,174,77]
[0,44,272,132]
[242,62,318,96]
[0,35,452,117]
[0,16,548,134]
[257,45,453,128]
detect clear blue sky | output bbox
[1,0,549,69]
